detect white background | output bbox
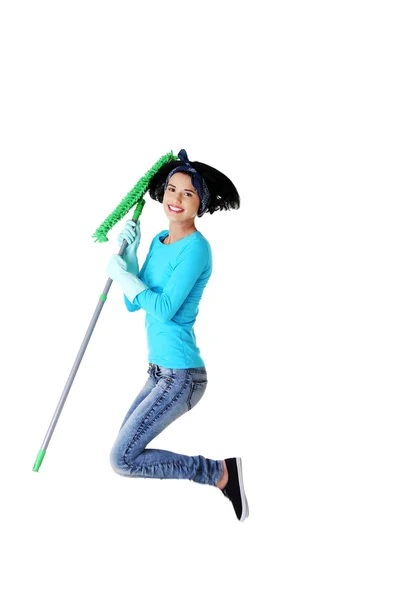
[0,1,399,598]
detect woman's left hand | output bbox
[106,255,127,281]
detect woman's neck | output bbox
[165,222,197,244]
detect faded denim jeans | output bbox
[110,363,223,486]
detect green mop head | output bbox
[92,150,178,243]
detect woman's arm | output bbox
[134,241,210,322]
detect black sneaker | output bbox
[220,457,249,521]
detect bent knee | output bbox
[109,445,128,476]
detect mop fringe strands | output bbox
[32,150,178,473]
[93,150,177,242]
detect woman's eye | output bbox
[167,187,192,197]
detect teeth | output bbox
[169,205,183,212]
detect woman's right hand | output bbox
[118,220,141,276]
[118,220,141,249]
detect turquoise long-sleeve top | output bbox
[124,229,212,368]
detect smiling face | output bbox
[163,172,201,224]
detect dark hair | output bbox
[147,158,240,216]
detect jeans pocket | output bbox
[187,380,208,411]
[157,366,175,382]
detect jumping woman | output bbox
[106,149,249,521]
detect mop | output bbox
[32,151,177,472]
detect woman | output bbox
[106,149,249,521]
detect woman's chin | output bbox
[164,209,185,221]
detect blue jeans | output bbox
[110,363,223,486]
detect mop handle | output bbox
[32,201,145,472]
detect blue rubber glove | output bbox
[118,220,141,276]
[106,255,148,302]
[118,219,140,246]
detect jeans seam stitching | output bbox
[123,374,190,463]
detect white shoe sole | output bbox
[235,457,249,521]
